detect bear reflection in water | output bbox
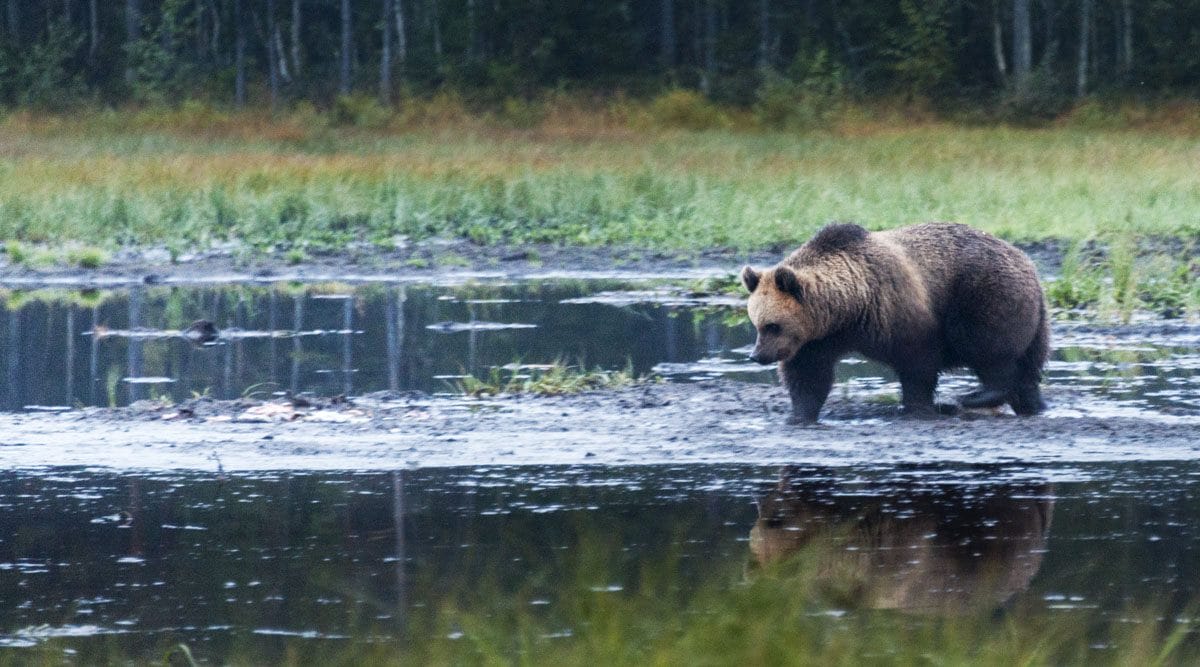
[749,466,1054,614]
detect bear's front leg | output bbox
[779,345,839,424]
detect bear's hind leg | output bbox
[962,361,1020,409]
[1009,383,1047,416]
[897,358,941,418]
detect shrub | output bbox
[996,68,1072,124]
[332,94,393,129]
[649,89,728,130]
[754,51,846,130]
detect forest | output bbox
[1,0,1198,119]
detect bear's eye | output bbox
[761,323,782,336]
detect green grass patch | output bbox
[455,361,641,396]
[1,114,1199,260]
[1045,245,1198,321]
[66,246,109,269]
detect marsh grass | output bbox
[1045,243,1198,321]
[2,109,1200,258]
[455,361,640,396]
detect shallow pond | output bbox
[0,280,1196,417]
[1,462,1197,661]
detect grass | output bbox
[455,361,641,396]
[1045,239,1199,322]
[1,108,1199,261]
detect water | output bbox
[1,279,1197,659]
[0,280,1196,416]
[0,463,1197,660]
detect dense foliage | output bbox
[1,0,1197,117]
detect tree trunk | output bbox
[757,0,769,69]
[1038,0,1058,67]
[88,0,98,63]
[1120,0,1132,74]
[5,0,16,43]
[992,1,1008,83]
[701,0,716,95]
[466,0,476,61]
[340,0,352,95]
[1075,0,1090,97]
[660,0,674,70]
[431,0,442,66]
[1012,0,1032,85]
[125,0,140,85]
[381,0,392,102]
[291,0,301,78]
[207,0,221,60]
[267,0,279,110]
[235,0,246,107]
[275,24,290,82]
[394,0,407,65]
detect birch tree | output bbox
[1012,0,1031,85]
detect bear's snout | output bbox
[748,345,775,365]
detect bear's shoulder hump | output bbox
[805,223,870,254]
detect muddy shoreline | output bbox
[0,239,1072,287]
[1,241,1195,473]
[0,379,1195,472]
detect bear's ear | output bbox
[774,267,804,302]
[740,266,761,293]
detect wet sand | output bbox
[1,379,1195,471]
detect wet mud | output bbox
[0,377,1195,472]
[0,240,767,289]
[0,245,1194,472]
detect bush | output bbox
[996,68,1072,124]
[754,51,846,130]
[15,19,86,110]
[332,94,393,129]
[648,89,728,130]
[126,0,199,106]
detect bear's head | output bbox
[741,265,814,365]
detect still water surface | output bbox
[0,280,1196,415]
[0,463,1197,660]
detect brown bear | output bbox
[741,222,1048,423]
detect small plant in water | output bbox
[285,247,308,265]
[67,246,108,269]
[4,241,29,265]
[688,272,744,296]
[1046,242,1101,314]
[455,361,640,396]
[1107,230,1139,323]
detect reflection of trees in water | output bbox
[750,466,1054,614]
[0,282,761,407]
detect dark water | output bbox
[0,281,1196,415]
[0,282,751,410]
[1,463,1197,660]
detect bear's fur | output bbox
[742,222,1049,423]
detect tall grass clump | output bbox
[454,361,639,396]
[1106,229,1140,323]
[1046,241,1102,314]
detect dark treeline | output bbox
[1,0,1198,113]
